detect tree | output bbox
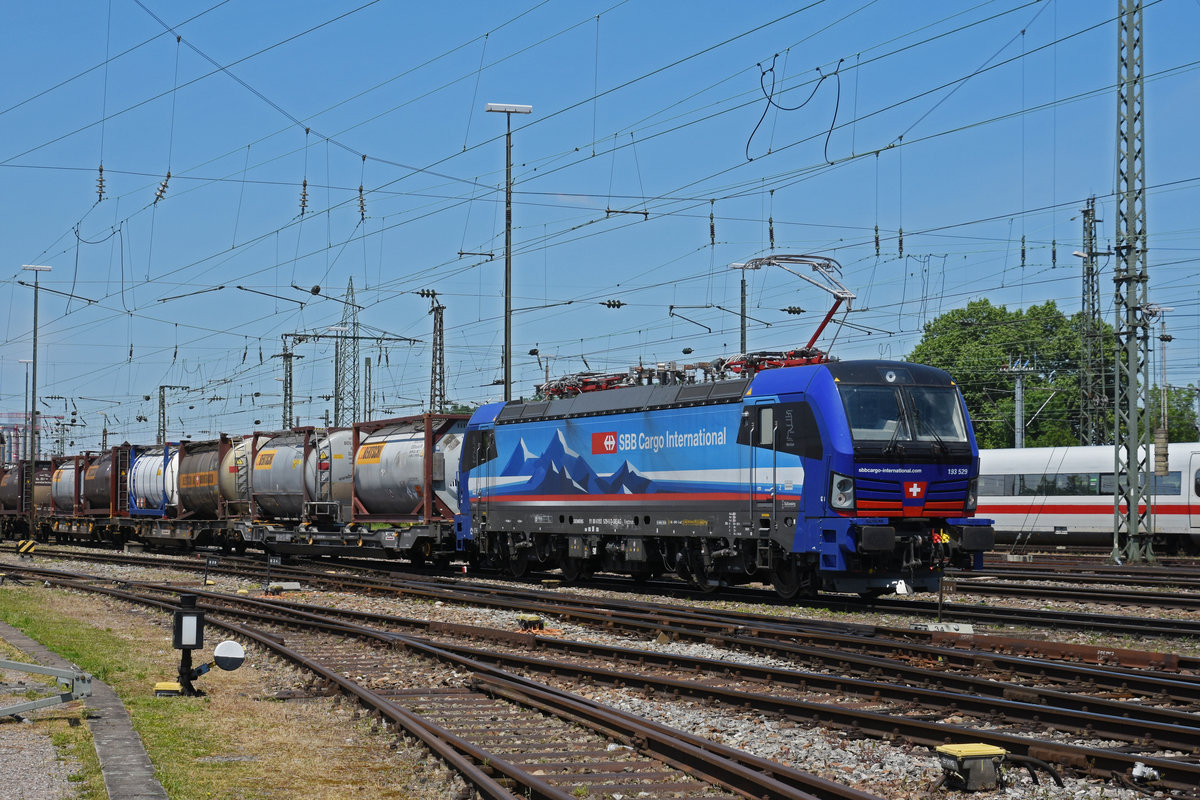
[1149,385,1200,442]
[907,299,1122,448]
[444,401,481,415]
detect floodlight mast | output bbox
[486,101,532,402]
[739,254,856,351]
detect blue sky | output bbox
[2,0,1199,449]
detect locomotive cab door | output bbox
[460,423,498,532]
[1190,453,1200,530]
[745,401,779,536]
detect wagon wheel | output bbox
[628,567,659,584]
[509,550,532,579]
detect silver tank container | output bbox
[83,453,114,511]
[354,420,466,517]
[51,463,77,513]
[0,465,13,510]
[252,430,353,520]
[178,441,224,517]
[129,447,179,512]
[217,438,251,515]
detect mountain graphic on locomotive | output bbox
[0,359,994,599]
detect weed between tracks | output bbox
[0,585,460,799]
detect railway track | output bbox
[11,567,880,800]
[6,558,1200,794]
[16,545,1200,641]
[14,544,1200,650]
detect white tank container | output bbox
[129,447,179,512]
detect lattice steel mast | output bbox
[1112,0,1153,564]
[333,278,360,427]
[419,289,446,413]
[1079,197,1106,446]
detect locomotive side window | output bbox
[737,402,822,459]
[461,429,496,472]
[759,408,775,446]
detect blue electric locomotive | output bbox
[457,359,994,597]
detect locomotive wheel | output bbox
[770,555,812,601]
[682,543,720,592]
[559,556,588,584]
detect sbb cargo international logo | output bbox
[592,431,618,454]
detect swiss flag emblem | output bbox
[592,432,618,454]
[904,481,927,500]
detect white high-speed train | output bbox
[977,443,1200,552]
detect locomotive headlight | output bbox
[830,472,855,510]
[965,478,978,512]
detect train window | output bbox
[777,402,822,459]
[460,429,497,472]
[1150,471,1182,496]
[977,474,1007,496]
[839,385,906,442]
[908,386,968,442]
[737,402,822,459]
[759,408,775,446]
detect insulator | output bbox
[1021,235,1026,267]
[874,224,880,256]
[299,179,308,216]
[97,164,105,201]
[898,227,903,258]
[709,201,715,246]
[768,215,775,249]
[154,171,171,204]
[1052,239,1057,268]
[358,185,366,221]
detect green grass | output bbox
[0,603,107,799]
[0,587,271,798]
[0,585,441,799]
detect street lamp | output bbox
[486,102,532,402]
[729,262,762,354]
[22,265,50,533]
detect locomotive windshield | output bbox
[839,383,968,449]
